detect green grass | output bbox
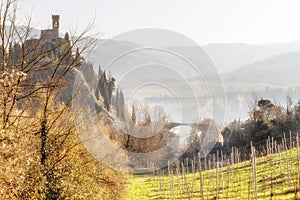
[125,148,300,199]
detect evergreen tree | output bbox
[98,71,110,111]
[108,74,115,106]
[131,105,136,124]
[115,89,119,117]
[97,65,102,80]
[64,32,70,41]
[119,90,125,120]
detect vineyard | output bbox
[126,133,300,199]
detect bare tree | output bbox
[0,1,125,199]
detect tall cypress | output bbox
[131,105,136,124]
[119,90,125,120]
[115,89,119,117]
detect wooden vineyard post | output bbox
[251,142,258,200]
[168,160,175,200]
[198,153,205,200]
[290,130,292,149]
[216,151,219,200]
[278,144,282,175]
[181,162,191,199]
[176,161,182,200]
[297,133,300,189]
[268,136,270,155]
[227,158,230,197]
[272,136,274,155]
[186,157,189,174]
[284,133,291,186]
[221,151,224,196]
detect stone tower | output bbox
[52,15,60,38]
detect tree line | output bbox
[221,95,300,155]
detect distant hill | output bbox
[223,51,300,86]
[91,39,300,90]
[203,41,300,73]
[91,39,300,74]
[2,26,40,42]
[90,39,300,123]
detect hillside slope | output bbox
[223,51,300,86]
[126,147,300,199]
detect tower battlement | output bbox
[40,14,60,43]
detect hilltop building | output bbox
[40,15,60,43]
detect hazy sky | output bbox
[18,0,300,45]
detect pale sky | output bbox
[18,0,300,45]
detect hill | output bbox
[90,39,300,123]
[203,41,300,73]
[126,147,300,199]
[91,39,300,74]
[223,51,300,86]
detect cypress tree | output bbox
[131,105,136,124]
[119,90,125,120]
[115,89,119,117]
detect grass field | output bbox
[125,147,300,199]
